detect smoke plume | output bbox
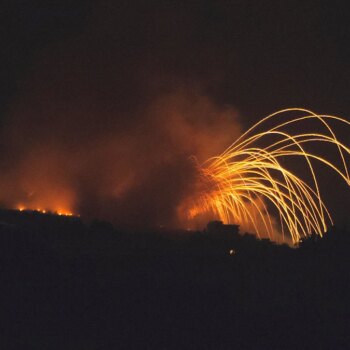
[0,2,247,229]
[0,83,241,228]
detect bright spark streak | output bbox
[189,108,350,245]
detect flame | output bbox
[15,205,76,217]
[187,108,350,245]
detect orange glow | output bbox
[1,89,243,229]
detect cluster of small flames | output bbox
[17,206,77,217]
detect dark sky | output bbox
[0,1,349,229]
[1,1,349,122]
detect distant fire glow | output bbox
[187,108,350,244]
[16,206,75,217]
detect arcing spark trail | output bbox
[188,108,350,244]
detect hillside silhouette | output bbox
[0,209,349,349]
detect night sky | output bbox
[1,1,350,229]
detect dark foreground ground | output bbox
[0,210,349,349]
